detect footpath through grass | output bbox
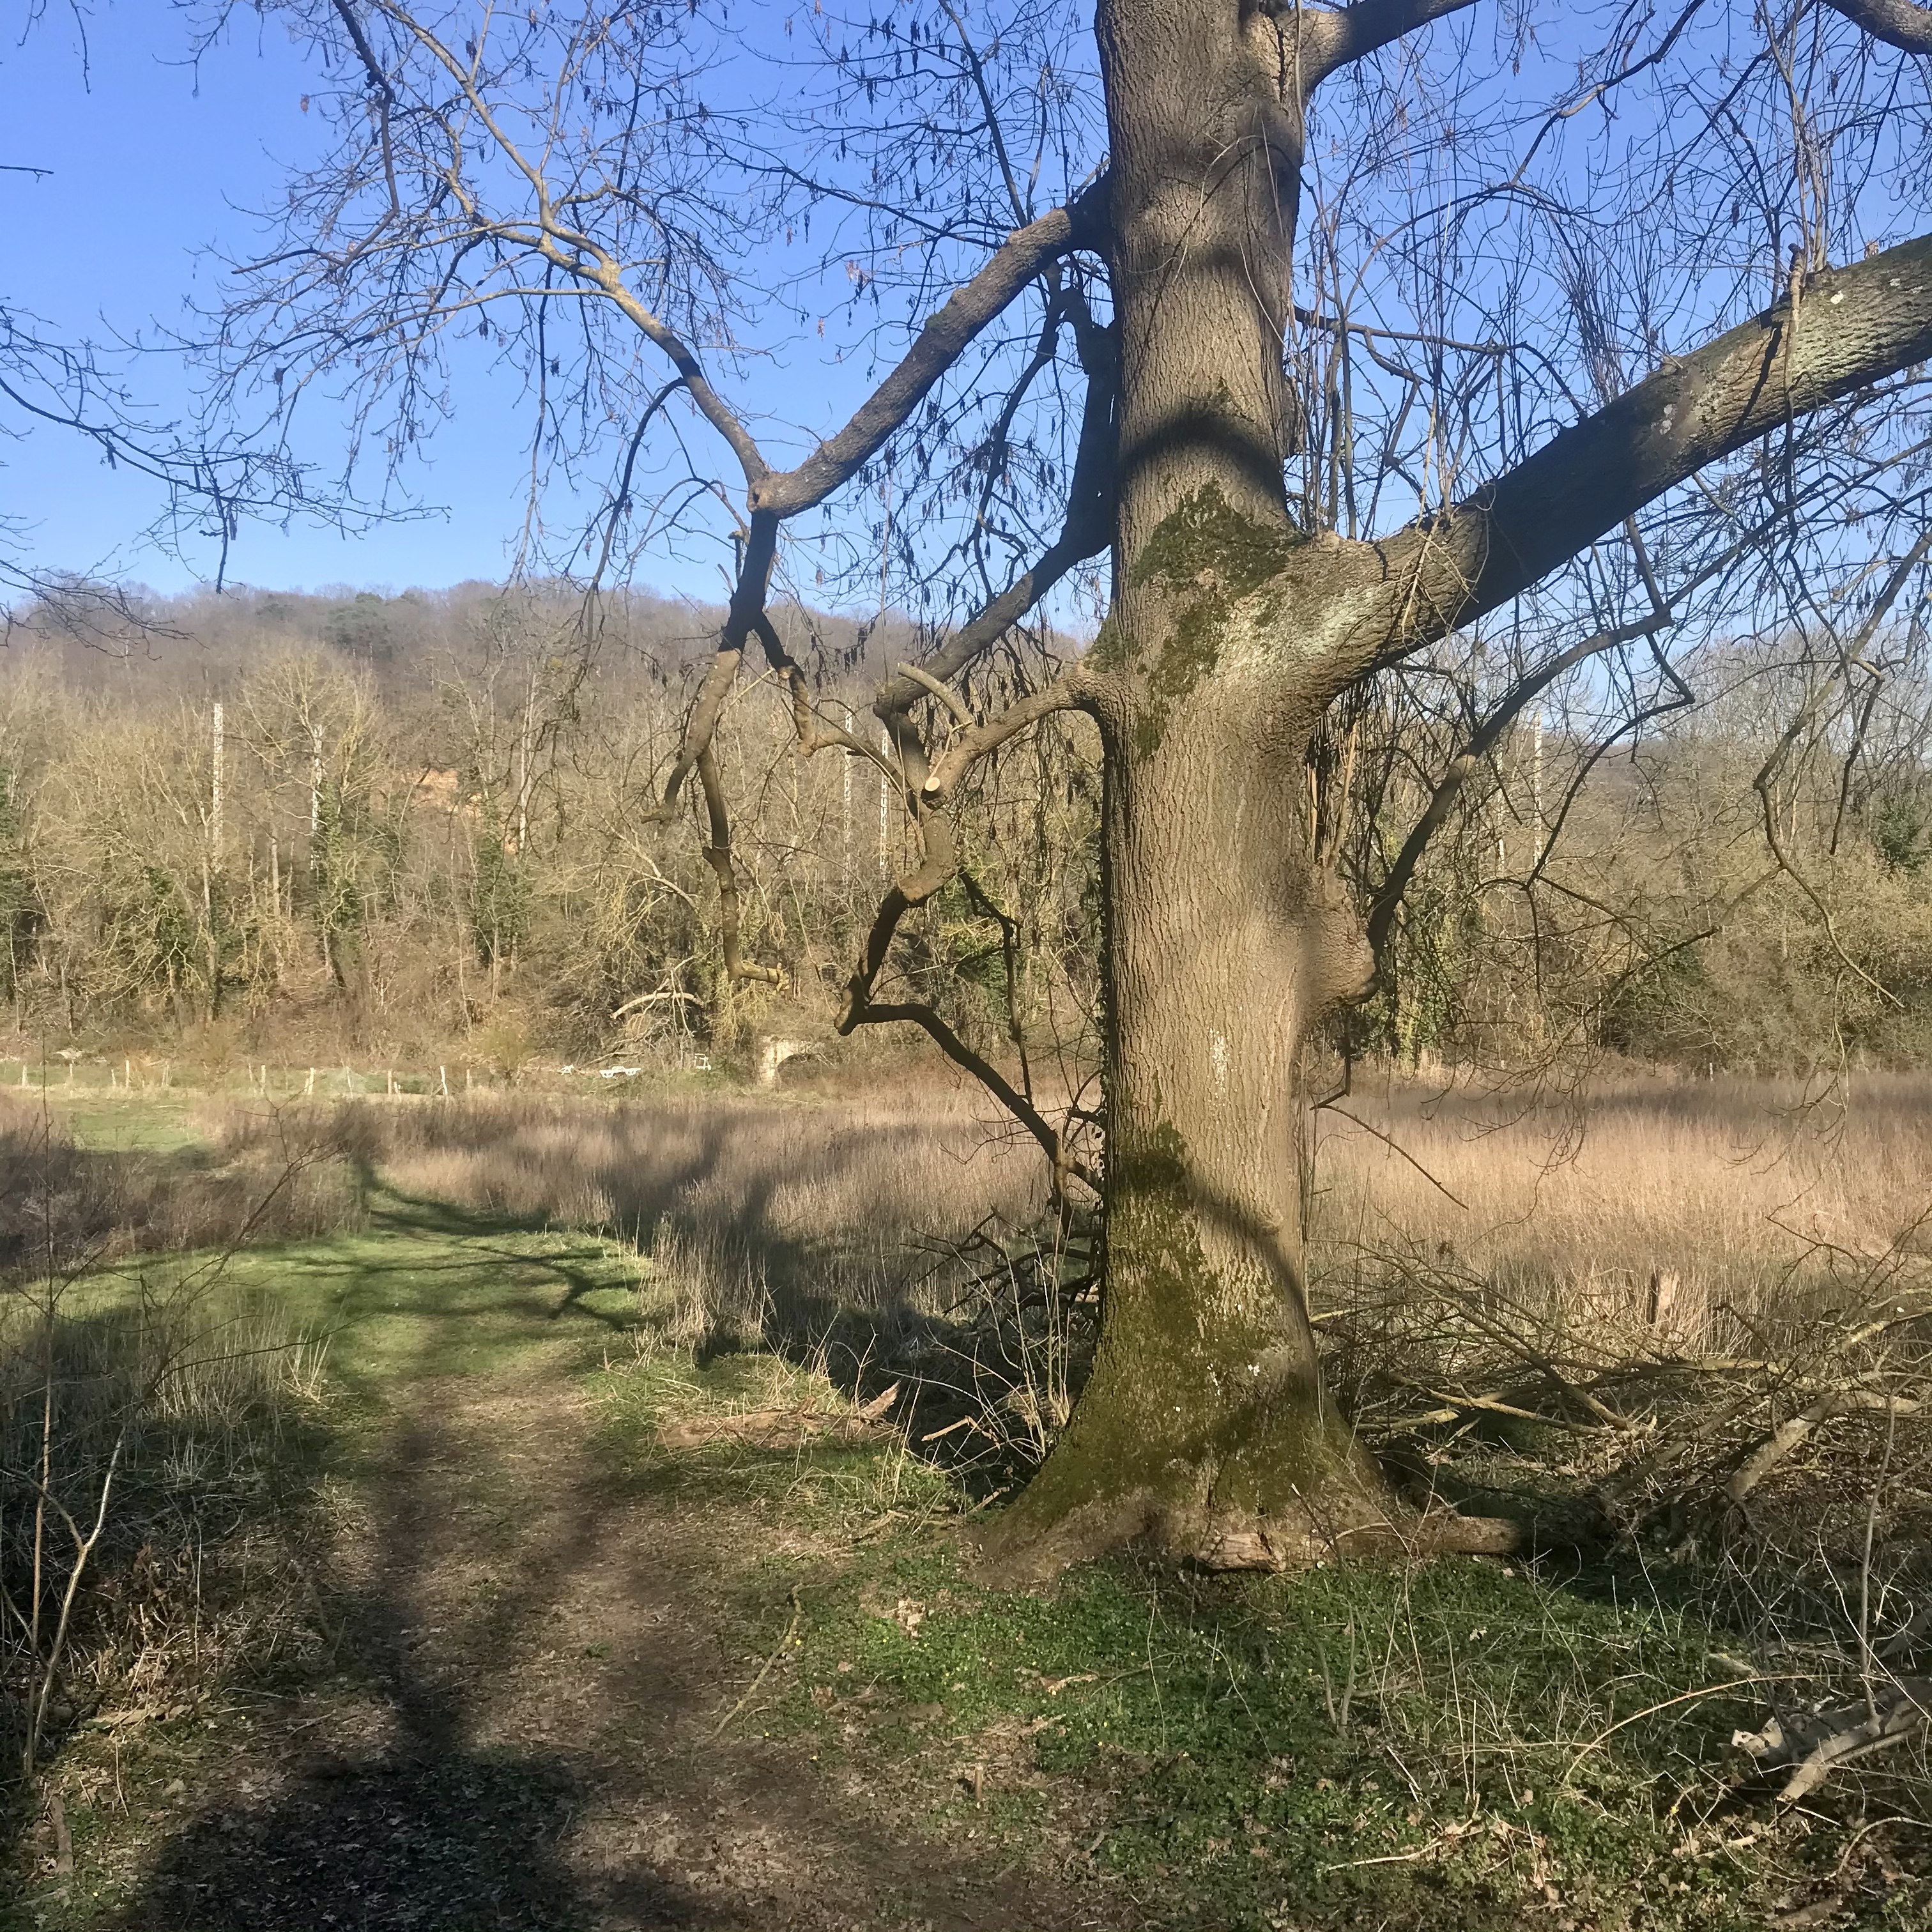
[6,1101,1926,1928]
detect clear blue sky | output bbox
[1,8,735,599]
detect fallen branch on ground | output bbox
[658,1381,901,1452]
[1733,1679,1932,1802]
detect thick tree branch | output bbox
[328,0,394,100]
[896,660,976,729]
[1351,230,1932,673]
[1259,0,1480,87]
[648,514,781,820]
[567,245,772,486]
[838,811,960,1029]
[696,742,782,988]
[920,666,1090,804]
[1820,0,1932,53]
[750,181,1108,518]
[332,0,404,213]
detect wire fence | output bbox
[0,1055,721,1100]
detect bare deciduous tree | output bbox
[192,0,1932,1578]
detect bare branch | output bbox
[1363,613,1674,968]
[750,183,1108,518]
[920,664,1089,804]
[845,991,1098,1199]
[896,659,976,730]
[648,514,783,818]
[1353,229,1932,673]
[1278,0,1482,88]
[328,0,394,100]
[1750,528,1932,1005]
[696,742,782,988]
[377,6,773,485]
[838,811,961,1029]
[874,306,1116,722]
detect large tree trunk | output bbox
[981,696,1390,1580]
[978,0,1394,1581]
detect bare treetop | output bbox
[192,0,1932,1576]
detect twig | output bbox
[709,1586,802,1740]
[1563,1674,1790,1786]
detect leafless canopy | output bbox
[186,0,1932,1176]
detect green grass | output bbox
[9,1091,1925,1929]
[742,1546,1792,1931]
[3,1084,208,1153]
[231,1209,640,1380]
[3,1190,648,1929]
[588,1342,1928,1929]
[586,1347,1922,1929]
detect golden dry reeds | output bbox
[341,1081,1049,1308]
[1308,1068,1932,1339]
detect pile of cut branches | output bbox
[1319,1223,1932,1802]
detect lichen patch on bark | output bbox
[1119,484,1303,756]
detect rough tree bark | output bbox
[975,0,1390,1577]
[976,0,1932,1581]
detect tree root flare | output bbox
[970,1482,1525,1589]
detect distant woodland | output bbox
[1,581,1928,1078]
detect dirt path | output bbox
[112,1302,1126,1931]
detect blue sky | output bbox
[1,8,728,599]
[9,3,1916,632]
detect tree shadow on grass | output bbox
[100,1208,1093,1932]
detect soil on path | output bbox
[90,1228,1133,1932]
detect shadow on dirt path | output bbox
[107,1197,1121,1932]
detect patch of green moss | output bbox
[1121,485,1298,758]
[1087,610,1134,673]
[1130,484,1296,602]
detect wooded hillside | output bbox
[3,581,1928,1078]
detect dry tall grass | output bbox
[1308,1068,1932,1333]
[1,1102,337,1777]
[1306,1071,1932,1714]
[317,1074,1932,1582]
[0,1094,365,1282]
[8,1068,1926,1811]
[350,1081,1049,1326]
[375,1068,1926,1802]
[0,1282,330,1751]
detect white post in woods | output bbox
[211,703,225,853]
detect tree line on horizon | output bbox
[0,578,1926,1083]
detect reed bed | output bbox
[1308,1068,1932,1335]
